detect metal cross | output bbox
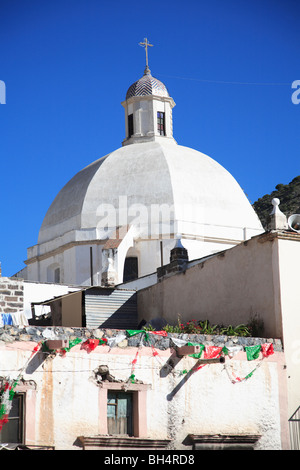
[139,38,153,68]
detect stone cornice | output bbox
[25,239,105,265]
[256,230,300,243]
[25,233,243,266]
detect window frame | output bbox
[157,111,165,136]
[128,113,134,138]
[0,392,25,445]
[107,390,133,436]
[98,382,150,438]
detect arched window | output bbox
[123,257,138,283]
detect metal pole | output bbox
[90,247,94,286]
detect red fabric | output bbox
[192,346,223,372]
[204,346,223,359]
[0,414,9,431]
[132,350,139,366]
[81,339,100,353]
[261,343,274,357]
[150,331,168,337]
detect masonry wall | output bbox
[0,277,24,314]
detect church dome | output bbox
[126,67,170,100]
[26,55,264,287]
[38,140,263,245]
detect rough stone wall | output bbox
[0,277,24,314]
[0,325,283,351]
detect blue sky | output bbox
[0,0,299,277]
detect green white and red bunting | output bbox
[0,331,275,432]
[125,330,275,384]
[0,342,42,431]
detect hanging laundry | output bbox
[1,313,13,325]
[11,312,29,327]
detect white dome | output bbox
[38,140,263,245]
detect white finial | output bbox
[269,198,288,230]
[271,198,280,213]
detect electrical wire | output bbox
[157,73,291,86]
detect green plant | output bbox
[142,324,156,331]
[220,324,251,337]
[198,320,219,334]
[163,323,182,333]
[163,315,185,333]
[159,317,253,336]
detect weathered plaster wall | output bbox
[0,326,288,450]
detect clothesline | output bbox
[0,312,29,327]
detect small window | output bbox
[157,111,165,136]
[0,393,24,444]
[107,391,133,436]
[128,114,134,138]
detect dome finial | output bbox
[139,37,153,74]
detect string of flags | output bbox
[0,341,42,432]
[0,329,275,432]
[41,337,108,356]
[124,330,275,384]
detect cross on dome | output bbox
[139,37,153,74]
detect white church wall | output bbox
[26,243,103,287]
[179,238,237,261]
[71,244,102,286]
[134,239,175,277]
[26,260,39,283]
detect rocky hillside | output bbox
[253,176,300,230]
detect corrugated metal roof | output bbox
[84,288,137,329]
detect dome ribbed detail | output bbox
[126,69,169,100]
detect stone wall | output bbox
[0,324,283,352]
[0,277,24,314]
